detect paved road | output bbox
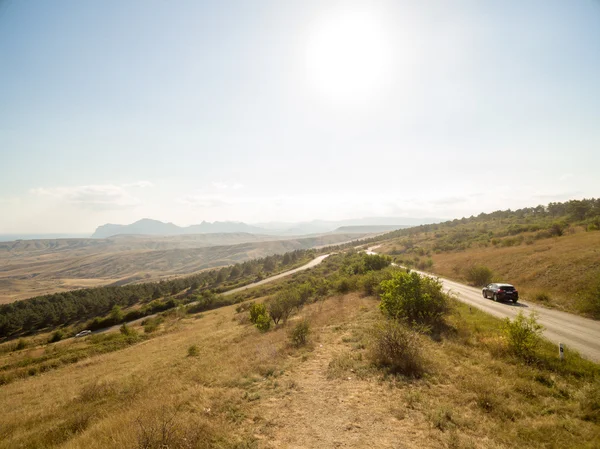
[366,246,600,362]
[433,274,600,362]
[222,254,330,296]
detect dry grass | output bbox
[380,230,600,315]
[0,290,598,448]
[0,233,363,303]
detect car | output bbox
[75,330,92,338]
[482,283,519,303]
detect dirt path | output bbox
[256,298,428,448]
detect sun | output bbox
[304,8,392,105]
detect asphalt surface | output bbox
[366,246,600,362]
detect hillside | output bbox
[372,198,600,318]
[0,233,366,303]
[1,251,598,448]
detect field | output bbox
[1,261,599,448]
[0,233,365,303]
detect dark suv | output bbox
[482,283,519,303]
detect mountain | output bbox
[91,219,269,239]
[91,217,442,239]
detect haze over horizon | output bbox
[1,1,599,234]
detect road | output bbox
[366,246,600,362]
[93,254,330,335]
[222,254,330,296]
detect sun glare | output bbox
[305,9,392,105]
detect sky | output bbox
[1,0,599,234]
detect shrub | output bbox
[249,303,268,324]
[48,330,64,343]
[502,312,544,361]
[379,271,449,330]
[363,254,391,271]
[142,316,163,333]
[120,323,137,337]
[255,314,271,332]
[548,222,566,237]
[187,344,199,357]
[369,320,425,377]
[289,319,310,347]
[465,265,494,287]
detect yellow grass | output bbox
[378,230,600,315]
[1,291,598,448]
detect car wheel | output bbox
[482,291,487,299]
[493,294,498,302]
[513,298,518,303]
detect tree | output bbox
[229,265,241,279]
[110,305,124,323]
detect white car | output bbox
[75,330,92,338]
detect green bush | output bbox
[255,314,271,332]
[289,319,310,347]
[249,303,268,324]
[379,271,449,330]
[359,269,394,297]
[187,344,199,357]
[370,320,425,377]
[465,265,494,287]
[48,330,64,343]
[363,254,391,271]
[502,312,544,361]
[142,316,164,333]
[119,323,137,337]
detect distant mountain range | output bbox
[91,217,440,239]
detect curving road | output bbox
[93,254,331,335]
[366,247,600,362]
[223,254,330,296]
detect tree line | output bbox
[0,249,312,339]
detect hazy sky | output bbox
[1,0,599,234]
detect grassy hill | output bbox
[372,199,600,318]
[1,250,598,448]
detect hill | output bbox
[0,250,598,448]
[372,198,600,317]
[0,233,367,303]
